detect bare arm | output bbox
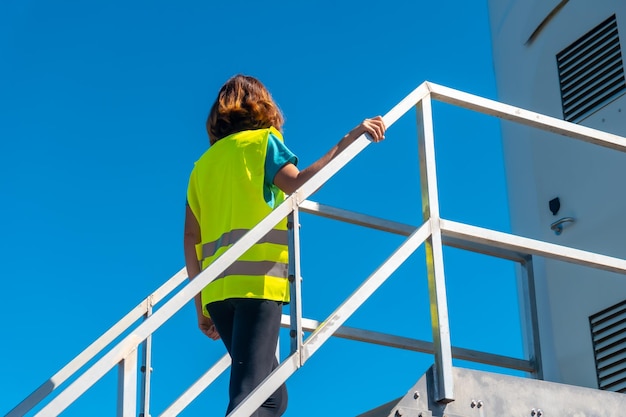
[273,116,386,194]
[184,204,220,340]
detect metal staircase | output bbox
[8,82,626,416]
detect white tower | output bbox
[488,0,626,391]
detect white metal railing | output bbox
[8,81,626,416]
[6,269,188,417]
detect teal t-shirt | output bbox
[264,131,298,206]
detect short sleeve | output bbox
[265,132,298,182]
[264,132,298,205]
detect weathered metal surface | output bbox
[359,366,626,417]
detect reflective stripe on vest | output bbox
[201,228,289,260]
[219,260,288,279]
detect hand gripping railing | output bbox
[9,81,626,416]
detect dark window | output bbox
[557,15,626,123]
[589,299,626,393]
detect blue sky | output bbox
[1,1,522,415]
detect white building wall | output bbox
[487,0,626,388]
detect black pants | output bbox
[207,298,288,417]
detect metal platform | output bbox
[358,365,626,417]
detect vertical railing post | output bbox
[117,348,138,417]
[287,207,304,361]
[520,255,544,379]
[139,295,154,417]
[417,94,455,403]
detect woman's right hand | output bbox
[351,116,386,143]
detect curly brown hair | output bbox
[206,75,285,145]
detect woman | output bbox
[184,74,385,416]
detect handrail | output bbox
[427,82,626,152]
[6,268,188,417]
[33,197,298,416]
[9,81,626,416]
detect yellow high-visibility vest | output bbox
[187,127,289,317]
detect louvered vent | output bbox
[590,299,626,393]
[557,14,626,122]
